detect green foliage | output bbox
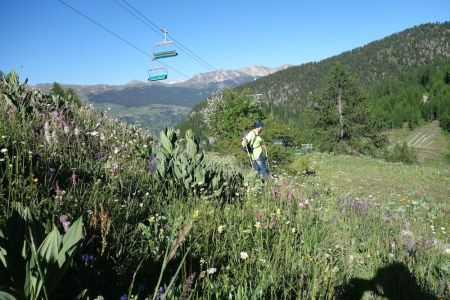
[286,155,315,175]
[201,90,265,138]
[188,90,305,169]
[51,82,81,107]
[384,142,417,164]
[0,203,83,300]
[0,72,449,299]
[234,22,450,123]
[152,128,243,198]
[311,65,386,154]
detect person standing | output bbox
[242,121,268,178]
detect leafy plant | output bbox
[0,203,83,300]
[287,155,315,175]
[384,142,417,164]
[153,127,243,198]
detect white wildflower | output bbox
[240,252,249,260]
[217,225,226,234]
[0,148,7,154]
[206,267,217,274]
[74,127,80,136]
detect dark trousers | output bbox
[252,154,268,177]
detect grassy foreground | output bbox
[0,74,449,299]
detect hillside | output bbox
[180,22,450,131]
[387,121,450,168]
[239,22,450,117]
[1,72,449,298]
[33,65,291,132]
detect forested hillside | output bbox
[179,22,450,147]
[238,22,450,119]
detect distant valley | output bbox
[34,65,292,134]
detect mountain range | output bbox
[33,65,292,133]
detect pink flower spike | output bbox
[55,183,62,196]
[59,215,71,232]
[71,172,78,184]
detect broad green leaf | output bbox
[0,291,18,300]
[57,217,83,267]
[37,228,59,266]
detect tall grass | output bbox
[0,72,449,299]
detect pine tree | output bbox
[50,82,64,97]
[64,88,81,107]
[312,64,385,153]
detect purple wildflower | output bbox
[149,154,157,175]
[119,294,128,300]
[156,286,165,300]
[81,253,94,264]
[337,197,371,217]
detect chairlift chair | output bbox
[148,67,168,82]
[153,28,178,60]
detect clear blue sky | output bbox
[1,0,449,85]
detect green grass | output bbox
[1,75,449,299]
[387,121,450,168]
[304,152,449,239]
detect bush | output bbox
[384,142,416,164]
[287,155,315,175]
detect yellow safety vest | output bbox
[244,129,263,160]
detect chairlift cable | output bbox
[55,0,190,80]
[114,0,217,73]
[120,0,215,69]
[118,0,236,83]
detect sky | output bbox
[1,0,449,85]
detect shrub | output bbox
[287,155,315,175]
[384,142,416,164]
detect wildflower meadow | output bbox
[0,72,449,299]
